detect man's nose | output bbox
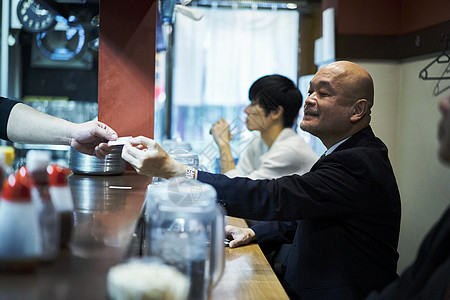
[305,94,317,105]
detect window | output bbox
[156,4,301,171]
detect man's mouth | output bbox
[304,111,319,117]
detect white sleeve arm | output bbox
[244,144,317,180]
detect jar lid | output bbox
[1,170,31,202]
[47,164,70,186]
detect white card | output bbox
[108,136,132,146]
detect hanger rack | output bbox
[419,35,450,81]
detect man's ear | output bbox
[350,99,369,122]
[270,106,284,121]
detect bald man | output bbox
[122,61,401,300]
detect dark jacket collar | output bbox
[311,126,377,171]
[333,125,377,153]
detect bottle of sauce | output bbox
[47,164,74,249]
[0,169,42,271]
[26,151,60,262]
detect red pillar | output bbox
[98,0,156,139]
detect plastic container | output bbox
[145,178,225,300]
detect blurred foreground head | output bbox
[438,95,450,164]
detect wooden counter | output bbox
[213,217,289,299]
[0,172,288,300]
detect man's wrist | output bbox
[168,161,187,179]
[186,166,196,179]
[217,140,231,148]
[170,162,197,179]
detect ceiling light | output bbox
[286,3,297,9]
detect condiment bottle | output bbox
[0,146,15,185]
[47,164,74,249]
[26,151,60,262]
[0,170,42,271]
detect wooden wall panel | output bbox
[322,0,450,59]
[98,0,156,138]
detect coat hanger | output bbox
[419,35,450,81]
[433,63,450,96]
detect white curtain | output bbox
[172,6,299,106]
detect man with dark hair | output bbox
[248,74,303,128]
[122,61,401,299]
[210,74,317,180]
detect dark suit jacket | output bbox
[198,126,401,299]
[366,205,450,300]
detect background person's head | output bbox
[300,61,374,148]
[438,95,450,164]
[245,75,303,131]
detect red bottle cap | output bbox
[1,170,31,202]
[16,165,33,188]
[47,164,70,186]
